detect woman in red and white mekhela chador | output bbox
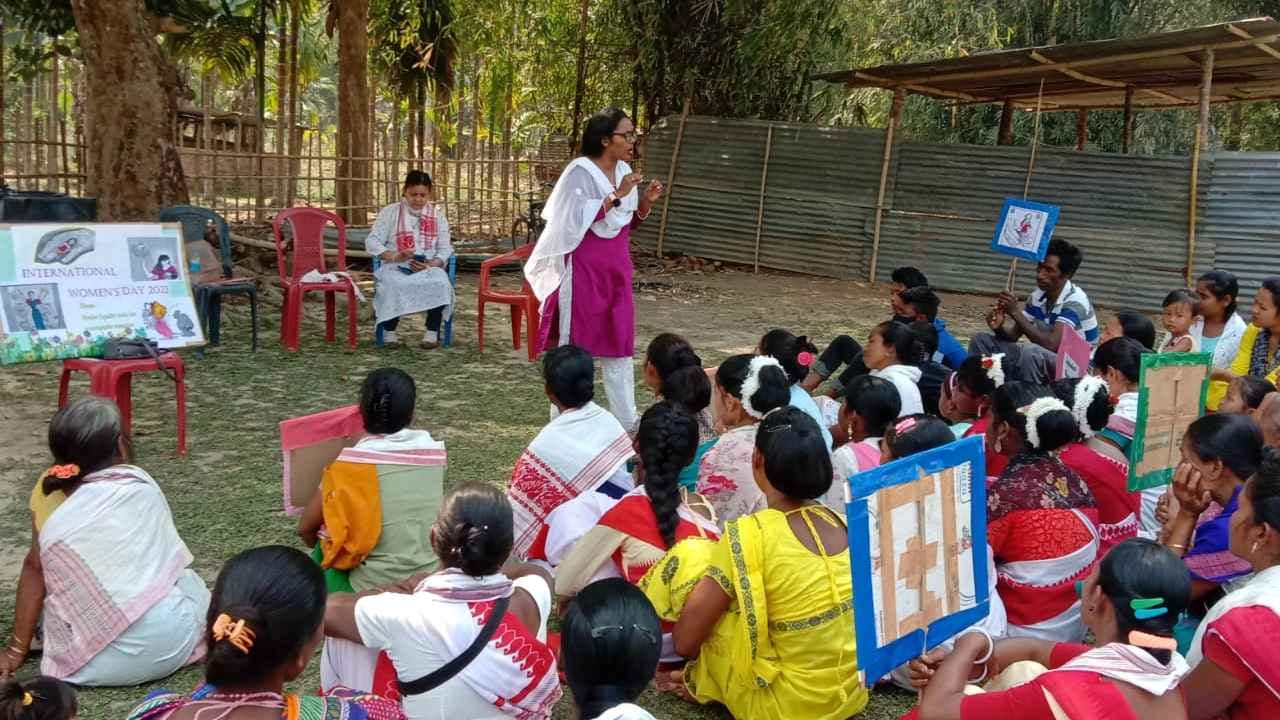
[985,383,1100,642]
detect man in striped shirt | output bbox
[969,239,1098,384]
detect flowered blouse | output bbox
[696,424,767,529]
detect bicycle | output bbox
[510,182,555,251]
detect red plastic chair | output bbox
[273,208,358,352]
[58,355,188,455]
[478,244,540,362]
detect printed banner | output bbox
[0,223,205,364]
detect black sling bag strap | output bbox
[397,594,511,697]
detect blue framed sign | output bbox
[846,435,990,685]
[989,198,1060,262]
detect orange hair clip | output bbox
[47,464,80,480]
[212,613,256,654]
[1128,630,1177,652]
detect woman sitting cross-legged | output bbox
[694,354,791,528]
[0,396,209,686]
[126,546,404,720]
[985,382,1100,642]
[561,579,664,720]
[367,169,454,348]
[1179,446,1280,720]
[298,367,445,593]
[642,407,868,719]
[904,538,1192,720]
[511,345,635,563]
[1052,376,1141,557]
[322,482,562,720]
[640,333,716,489]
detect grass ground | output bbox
[0,263,994,718]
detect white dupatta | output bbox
[38,465,194,678]
[508,402,634,558]
[524,157,638,302]
[1187,563,1280,667]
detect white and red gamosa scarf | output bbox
[39,465,199,678]
[508,401,633,558]
[372,570,561,718]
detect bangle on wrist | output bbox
[1166,543,1188,552]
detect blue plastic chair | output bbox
[160,204,259,351]
[372,254,457,348]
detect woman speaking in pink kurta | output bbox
[525,108,664,429]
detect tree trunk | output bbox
[254,0,267,219]
[568,0,591,152]
[336,0,371,224]
[48,51,60,189]
[407,84,420,159]
[469,60,480,208]
[275,11,288,207]
[286,1,301,206]
[202,71,214,199]
[0,17,6,181]
[69,0,188,219]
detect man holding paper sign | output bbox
[969,239,1098,384]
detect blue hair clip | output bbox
[1130,597,1167,620]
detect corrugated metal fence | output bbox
[635,115,1279,311]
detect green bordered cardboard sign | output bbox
[1128,352,1212,491]
[0,223,206,365]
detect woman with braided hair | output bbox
[298,368,446,593]
[641,333,717,490]
[556,402,719,607]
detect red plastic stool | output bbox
[58,355,188,455]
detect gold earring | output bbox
[1252,541,1261,555]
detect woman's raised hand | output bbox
[644,180,665,203]
[1172,462,1212,517]
[618,172,645,196]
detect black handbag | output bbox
[101,338,177,382]
[397,595,511,696]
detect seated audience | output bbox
[127,546,403,720]
[323,483,561,719]
[1161,414,1262,602]
[1053,377,1140,556]
[1,677,77,720]
[864,321,925,416]
[644,408,868,719]
[0,396,209,686]
[509,345,634,559]
[906,539,1191,720]
[1256,391,1280,449]
[881,414,956,462]
[561,579,663,720]
[1219,375,1277,416]
[298,368,444,592]
[1091,337,1146,460]
[1099,309,1158,351]
[640,333,716,489]
[899,285,967,369]
[695,355,790,526]
[556,402,719,602]
[758,328,833,449]
[969,239,1097,384]
[1214,277,1280,411]
[986,382,1099,641]
[938,370,976,437]
[909,319,950,416]
[800,265,929,392]
[1160,289,1202,353]
[821,375,901,511]
[1194,269,1249,408]
[1180,447,1280,719]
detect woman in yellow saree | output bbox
[641,403,868,720]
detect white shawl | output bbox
[524,157,639,301]
[38,465,195,678]
[1190,312,1249,369]
[1187,563,1280,667]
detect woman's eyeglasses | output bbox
[611,131,642,143]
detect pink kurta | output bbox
[537,207,638,358]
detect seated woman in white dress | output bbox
[0,396,209,686]
[366,170,455,349]
[322,482,562,719]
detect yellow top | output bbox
[641,506,867,720]
[1216,324,1280,409]
[28,477,67,533]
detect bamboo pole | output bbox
[1122,85,1134,154]
[1005,79,1046,292]
[869,88,905,282]
[655,97,691,257]
[2,17,8,181]
[1075,109,1088,151]
[752,125,775,274]
[1188,49,1214,286]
